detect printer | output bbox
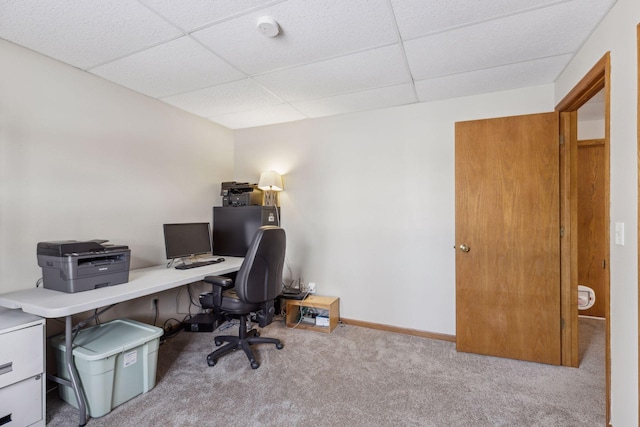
[221,181,262,207]
[37,240,131,293]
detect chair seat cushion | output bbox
[220,289,262,314]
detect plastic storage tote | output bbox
[51,319,163,417]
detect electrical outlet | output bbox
[308,282,316,293]
[150,296,159,310]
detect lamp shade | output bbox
[258,171,283,191]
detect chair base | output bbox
[206,315,283,369]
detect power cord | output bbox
[286,306,311,329]
[218,318,239,332]
[159,318,183,344]
[152,298,159,326]
[274,205,280,227]
[186,284,202,309]
[176,284,203,315]
[71,304,117,342]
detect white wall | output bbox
[234,84,554,335]
[0,39,234,296]
[2,3,635,419]
[555,0,639,424]
[578,119,605,140]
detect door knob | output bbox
[459,244,470,252]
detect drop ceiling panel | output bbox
[292,84,417,118]
[391,0,564,40]
[191,0,398,75]
[0,0,182,69]
[162,78,284,118]
[414,55,571,102]
[404,0,615,81]
[210,104,306,129]
[254,45,411,102]
[141,0,283,32]
[90,36,246,98]
[0,0,618,129]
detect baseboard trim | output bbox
[340,318,456,343]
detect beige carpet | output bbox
[46,317,605,426]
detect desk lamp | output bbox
[258,171,283,207]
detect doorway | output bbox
[453,52,611,420]
[556,52,611,423]
[577,91,607,320]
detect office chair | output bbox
[201,226,286,369]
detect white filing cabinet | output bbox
[0,308,45,427]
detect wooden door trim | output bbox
[559,111,579,367]
[556,51,611,423]
[556,54,608,111]
[578,138,605,147]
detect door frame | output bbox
[556,52,611,422]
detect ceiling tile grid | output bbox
[190,0,399,76]
[403,0,615,81]
[414,54,573,103]
[140,0,285,32]
[253,45,413,102]
[292,83,417,118]
[0,0,618,129]
[90,36,246,98]
[390,0,565,40]
[161,78,283,118]
[210,103,307,129]
[0,0,182,69]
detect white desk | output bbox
[0,257,243,426]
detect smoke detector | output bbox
[257,16,280,37]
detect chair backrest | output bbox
[234,226,286,304]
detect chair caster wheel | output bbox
[207,356,216,367]
[276,343,284,350]
[251,361,260,369]
[255,331,260,337]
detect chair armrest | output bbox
[203,276,234,288]
[202,276,234,308]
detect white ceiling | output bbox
[0,0,617,129]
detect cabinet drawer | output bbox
[0,324,43,389]
[0,375,43,427]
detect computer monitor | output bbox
[163,223,212,260]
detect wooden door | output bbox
[577,139,607,318]
[455,112,561,365]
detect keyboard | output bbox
[175,258,225,270]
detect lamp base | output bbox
[263,190,278,206]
